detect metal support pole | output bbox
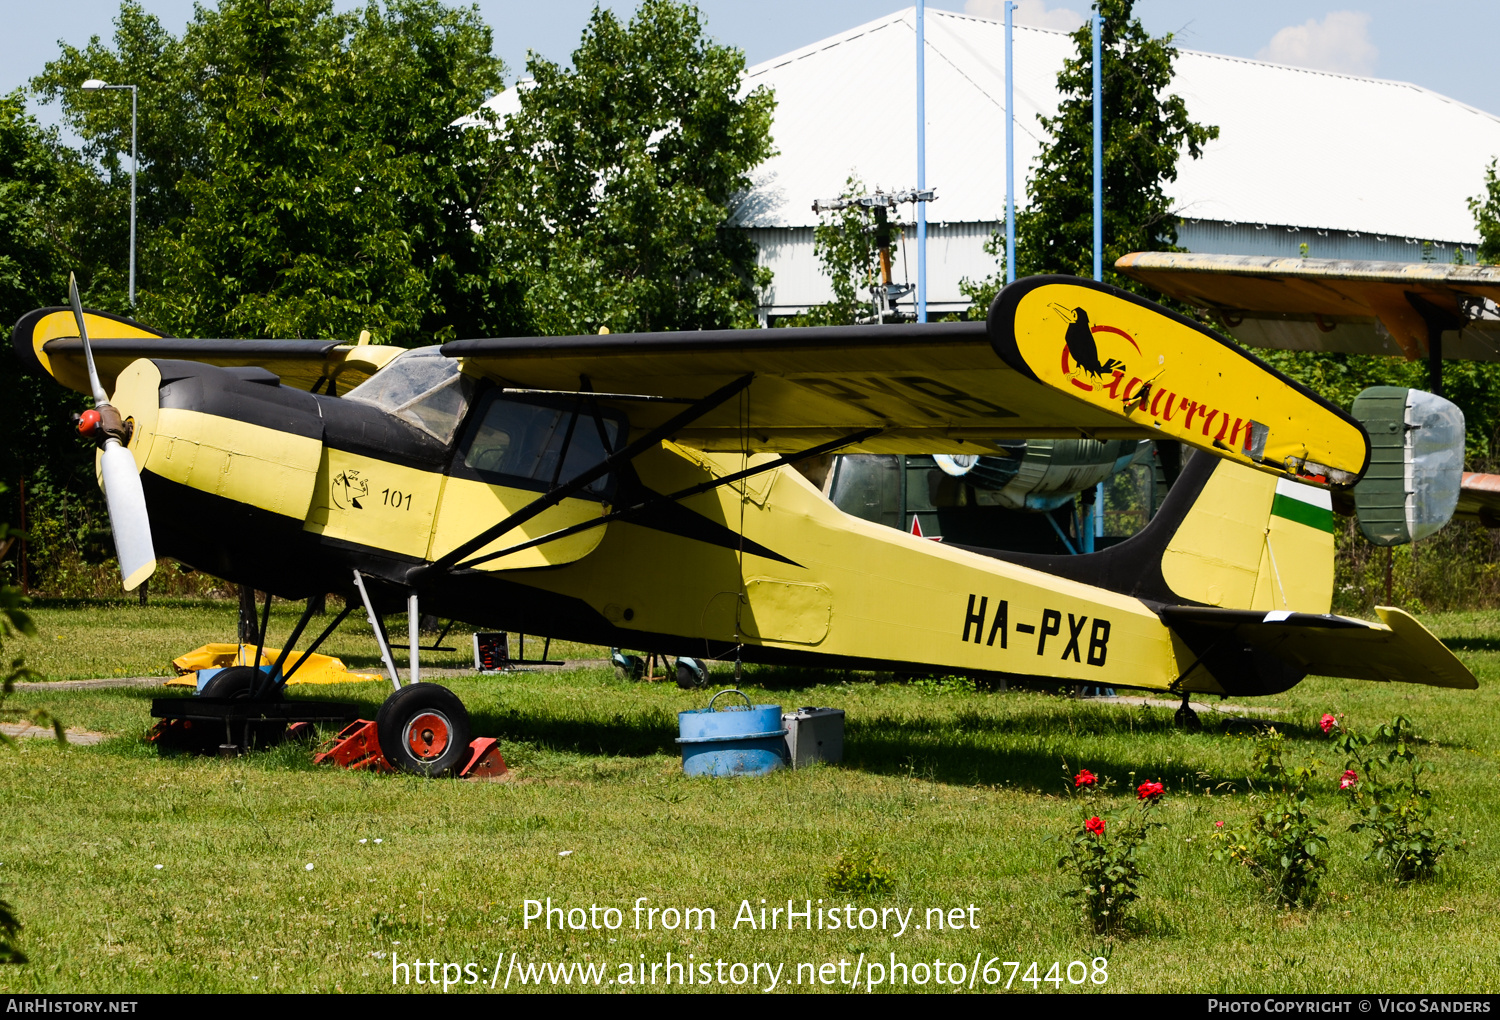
[128,85,137,306]
[1005,1,1016,284]
[916,0,928,322]
[353,570,402,691]
[1092,11,1103,283]
[407,591,420,685]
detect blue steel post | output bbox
[1092,9,1102,283]
[1004,2,1017,284]
[916,1,928,322]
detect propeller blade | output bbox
[100,442,156,591]
[67,274,109,405]
[67,272,157,590]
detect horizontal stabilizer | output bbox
[1162,605,1477,690]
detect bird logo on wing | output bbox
[1051,302,1132,380]
[1050,303,1143,396]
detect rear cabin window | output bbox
[459,392,623,498]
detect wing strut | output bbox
[420,373,754,578]
[454,426,884,571]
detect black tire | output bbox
[376,683,472,777]
[199,665,282,700]
[198,665,286,748]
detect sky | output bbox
[5,0,1500,130]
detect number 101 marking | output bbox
[382,488,412,511]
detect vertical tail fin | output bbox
[989,452,1334,611]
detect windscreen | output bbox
[343,348,475,444]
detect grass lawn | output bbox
[0,603,1497,994]
[17,597,606,680]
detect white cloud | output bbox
[964,0,1086,32]
[1256,11,1378,76]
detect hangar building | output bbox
[739,7,1500,320]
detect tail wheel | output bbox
[199,665,282,700]
[199,665,285,747]
[376,683,472,776]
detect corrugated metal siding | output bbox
[1177,221,1476,264]
[751,221,1002,315]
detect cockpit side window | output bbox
[457,391,624,499]
[344,348,475,445]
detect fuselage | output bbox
[110,350,1335,696]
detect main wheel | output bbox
[675,656,708,690]
[376,683,472,777]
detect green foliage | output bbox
[1056,766,1162,934]
[1210,728,1329,908]
[780,176,910,327]
[825,845,896,896]
[0,94,104,593]
[0,92,71,324]
[34,0,514,344]
[490,0,774,335]
[1336,717,1465,883]
[967,0,1217,313]
[1467,158,1500,264]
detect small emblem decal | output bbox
[332,469,369,510]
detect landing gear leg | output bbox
[1174,694,1202,731]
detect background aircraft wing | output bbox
[1162,605,1478,689]
[1457,472,1500,527]
[1115,251,1500,363]
[447,277,1371,485]
[12,306,401,395]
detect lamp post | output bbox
[81,78,137,306]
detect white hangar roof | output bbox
[735,7,1500,243]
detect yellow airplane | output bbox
[14,273,1478,774]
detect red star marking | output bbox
[910,516,943,542]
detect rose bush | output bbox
[1057,764,1163,934]
[1336,717,1465,883]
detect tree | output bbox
[34,0,515,344]
[488,0,775,335]
[965,0,1217,315]
[781,175,890,327]
[0,93,106,590]
[1468,159,1500,263]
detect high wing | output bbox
[446,276,1370,486]
[12,307,403,395]
[14,277,1371,486]
[1114,251,1500,363]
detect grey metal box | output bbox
[782,707,845,767]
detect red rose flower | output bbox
[1320,713,1338,735]
[1339,769,1358,790]
[1137,780,1165,800]
[1074,769,1097,787]
[1085,816,1106,836]
[1215,821,1225,828]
